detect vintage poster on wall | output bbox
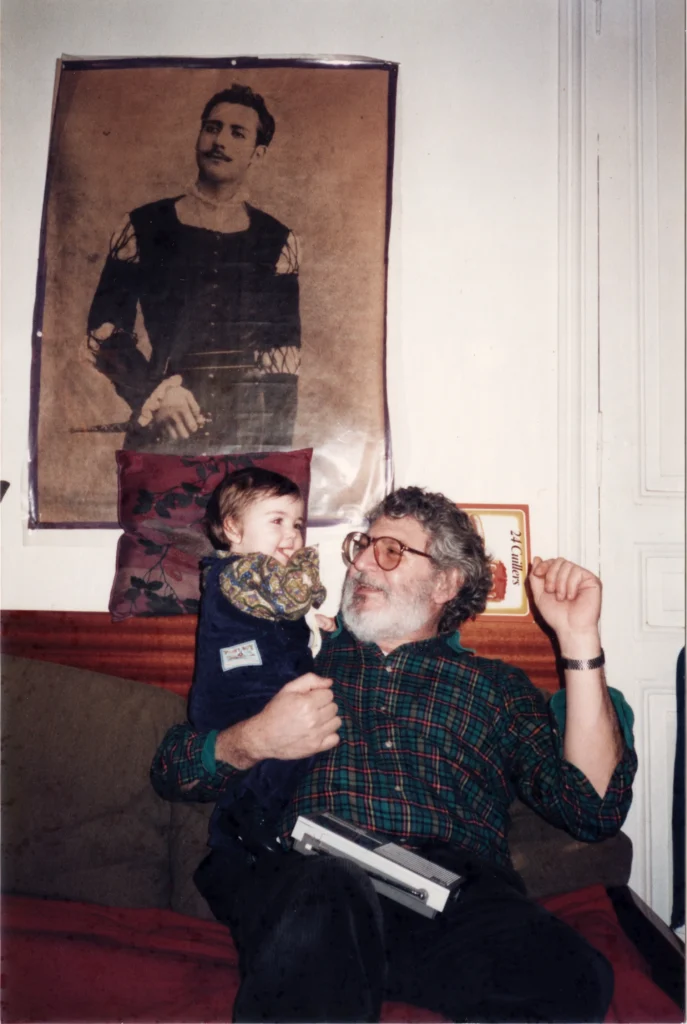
[29,56,396,527]
[460,504,532,618]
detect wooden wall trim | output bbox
[1,610,561,697]
[1,611,197,697]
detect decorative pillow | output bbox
[110,449,313,621]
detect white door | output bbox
[558,0,684,926]
[592,0,684,925]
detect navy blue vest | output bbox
[189,555,316,847]
[88,198,300,415]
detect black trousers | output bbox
[194,844,614,1024]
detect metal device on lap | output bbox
[291,811,464,918]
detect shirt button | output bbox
[208,373,215,380]
[394,785,402,792]
[384,741,393,749]
[384,664,393,672]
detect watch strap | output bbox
[560,649,605,671]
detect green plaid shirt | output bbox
[151,625,636,869]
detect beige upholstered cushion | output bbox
[0,654,633,917]
[168,798,633,918]
[169,801,215,920]
[508,797,633,899]
[1,655,183,910]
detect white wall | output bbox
[1,0,559,612]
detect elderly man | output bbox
[151,486,636,1023]
[88,83,300,451]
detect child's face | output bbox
[223,493,305,566]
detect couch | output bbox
[1,609,684,1023]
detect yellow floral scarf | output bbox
[218,546,327,622]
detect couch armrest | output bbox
[508,799,633,900]
[608,885,685,1011]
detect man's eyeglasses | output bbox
[341,531,433,572]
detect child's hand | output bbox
[315,614,336,632]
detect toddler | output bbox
[189,466,327,855]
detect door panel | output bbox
[593,0,684,925]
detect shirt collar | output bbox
[325,615,472,655]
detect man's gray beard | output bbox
[341,570,436,646]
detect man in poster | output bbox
[87,83,301,452]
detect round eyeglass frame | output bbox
[341,531,433,572]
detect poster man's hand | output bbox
[153,384,205,440]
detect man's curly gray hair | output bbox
[366,486,493,634]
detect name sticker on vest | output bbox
[220,640,263,672]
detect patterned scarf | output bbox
[218,546,327,622]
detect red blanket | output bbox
[1,887,681,1023]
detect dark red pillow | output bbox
[110,449,313,621]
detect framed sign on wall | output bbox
[460,504,532,618]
